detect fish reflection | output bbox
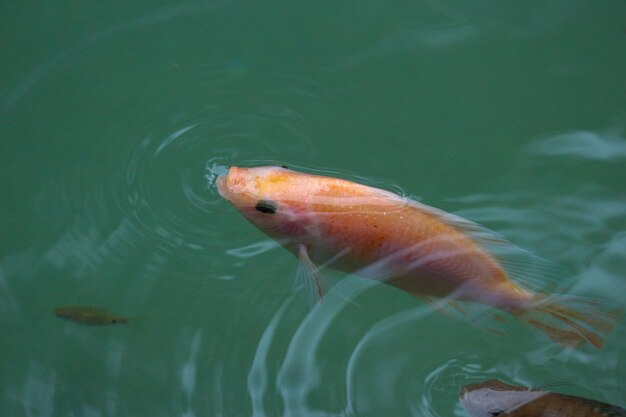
[461,379,626,417]
[217,166,620,348]
[53,306,128,325]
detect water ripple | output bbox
[119,64,325,255]
[528,129,626,161]
[416,359,484,417]
[226,241,281,259]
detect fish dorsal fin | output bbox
[532,380,572,391]
[406,199,569,294]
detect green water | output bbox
[2,2,626,416]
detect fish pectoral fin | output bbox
[294,244,324,306]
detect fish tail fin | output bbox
[519,295,622,349]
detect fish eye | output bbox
[255,200,277,214]
[489,410,503,417]
[281,164,289,169]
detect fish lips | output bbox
[216,174,229,199]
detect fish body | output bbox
[54,306,128,325]
[217,166,618,347]
[461,379,626,417]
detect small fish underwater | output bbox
[461,379,626,417]
[53,306,129,326]
[217,165,621,348]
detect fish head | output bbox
[53,306,72,319]
[460,380,547,417]
[217,166,315,239]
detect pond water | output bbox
[1,1,625,416]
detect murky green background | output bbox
[2,1,626,416]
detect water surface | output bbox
[1,1,625,416]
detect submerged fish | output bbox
[461,379,626,417]
[54,306,128,325]
[217,165,619,348]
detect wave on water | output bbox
[528,130,626,161]
[243,277,507,417]
[28,59,326,281]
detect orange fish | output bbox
[461,379,626,417]
[217,165,619,348]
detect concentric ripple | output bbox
[121,63,326,254]
[30,61,327,294]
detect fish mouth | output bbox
[216,166,237,199]
[216,174,228,199]
[216,166,248,200]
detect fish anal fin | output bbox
[417,296,510,337]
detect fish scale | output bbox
[217,165,620,348]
